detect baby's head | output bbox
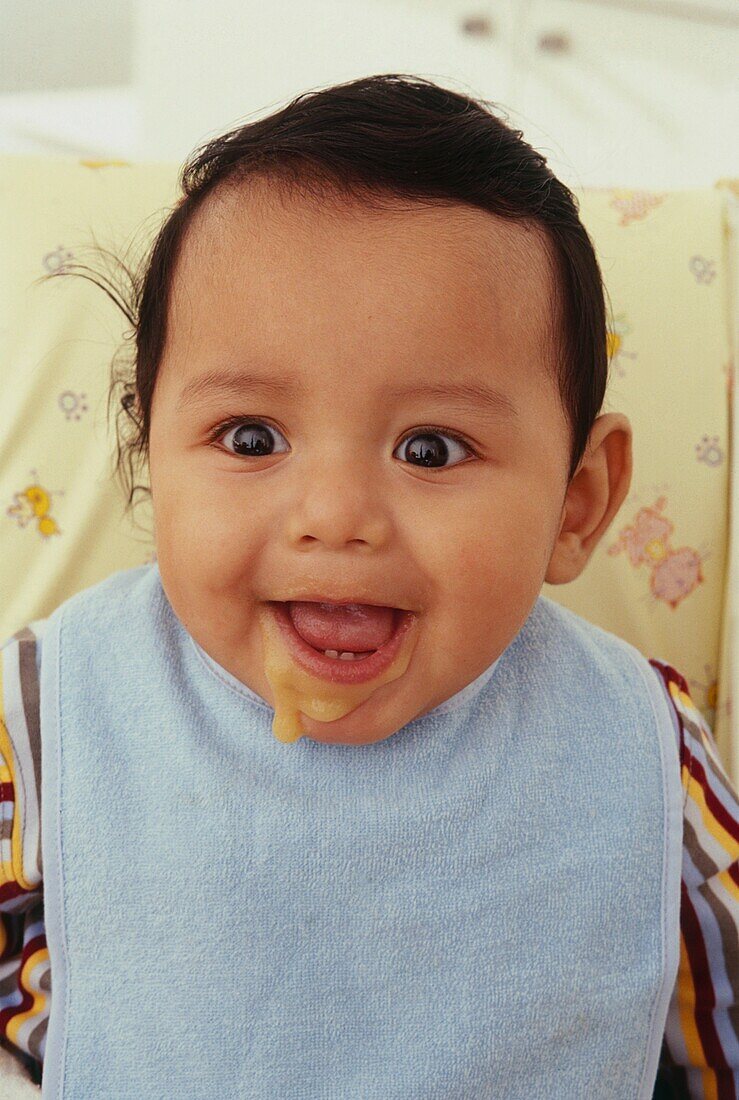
[69,74,633,745]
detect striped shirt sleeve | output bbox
[0,625,49,1084]
[650,658,739,1100]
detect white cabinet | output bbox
[132,0,739,186]
[503,0,739,187]
[133,0,516,164]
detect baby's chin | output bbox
[295,694,418,746]
[302,726,393,747]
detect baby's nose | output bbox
[285,470,391,550]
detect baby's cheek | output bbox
[457,542,484,576]
[455,538,501,586]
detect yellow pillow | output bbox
[544,183,737,779]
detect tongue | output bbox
[287,602,396,652]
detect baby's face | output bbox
[148,183,571,745]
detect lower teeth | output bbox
[322,649,374,661]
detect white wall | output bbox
[0,0,134,93]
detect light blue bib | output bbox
[39,562,682,1098]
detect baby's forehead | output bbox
[171,181,558,379]
[186,178,554,288]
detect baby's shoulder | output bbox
[647,656,727,772]
[1,618,48,687]
[0,618,47,904]
[648,654,715,717]
[532,597,723,767]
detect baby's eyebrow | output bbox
[178,368,519,423]
[179,370,300,407]
[385,380,519,422]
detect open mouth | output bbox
[266,601,418,685]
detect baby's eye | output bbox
[213,419,289,457]
[395,429,474,469]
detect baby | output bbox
[1,73,737,1099]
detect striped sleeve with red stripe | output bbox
[0,628,48,1084]
[650,658,739,1100]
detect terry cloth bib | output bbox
[39,563,682,1099]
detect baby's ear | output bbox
[544,412,633,585]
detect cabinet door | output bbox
[506,0,738,187]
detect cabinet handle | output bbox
[537,31,572,54]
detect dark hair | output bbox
[39,72,611,516]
